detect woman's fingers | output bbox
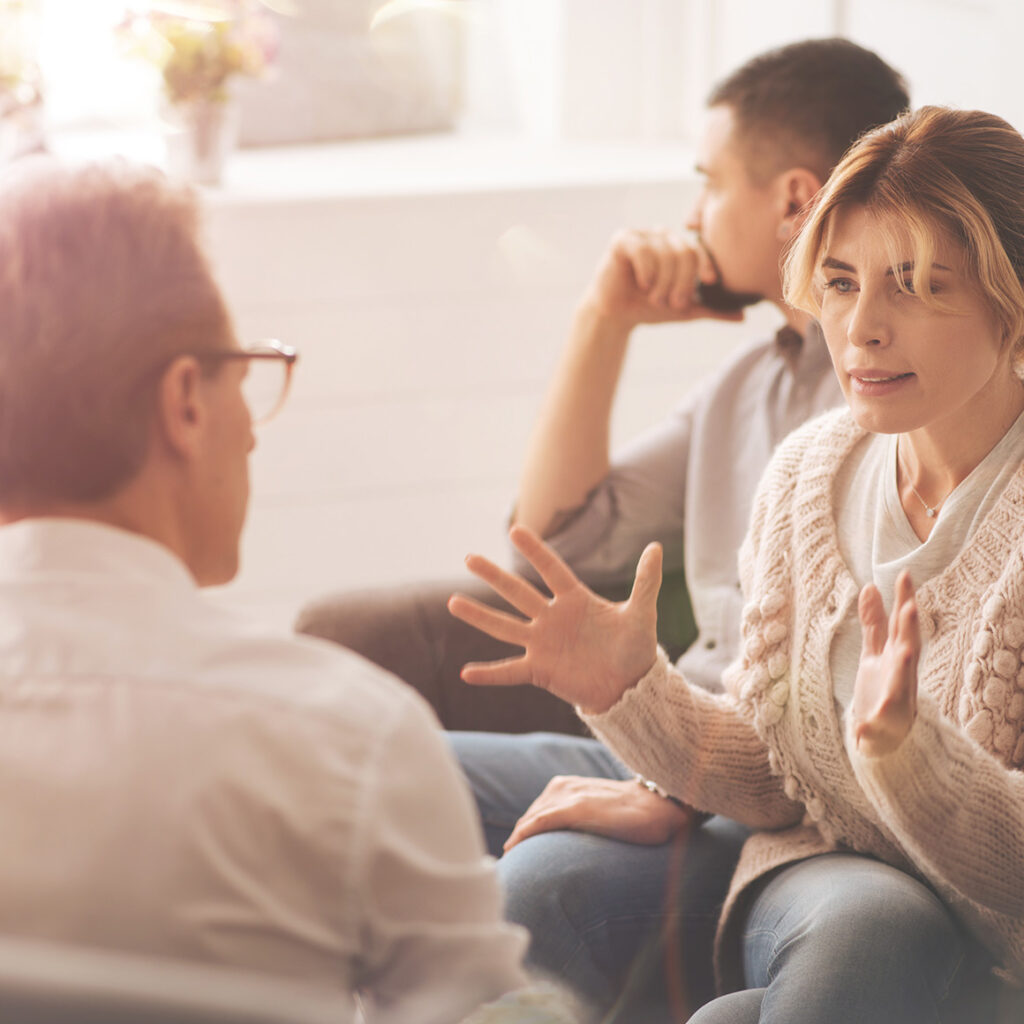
[894,592,920,700]
[449,528,661,708]
[503,775,694,851]
[509,525,580,596]
[888,569,914,631]
[463,552,549,619]
[459,655,531,688]
[895,585,919,654]
[890,571,920,694]
[504,805,572,850]
[895,568,915,605]
[860,573,919,662]
[447,593,530,647]
[852,573,921,757]
[858,583,887,657]
[629,541,663,610]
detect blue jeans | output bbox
[688,853,998,1024]
[450,731,751,1022]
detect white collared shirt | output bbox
[0,519,527,1024]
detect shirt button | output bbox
[705,639,717,650]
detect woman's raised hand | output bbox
[447,525,663,715]
[851,569,921,756]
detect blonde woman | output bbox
[450,106,1024,1023]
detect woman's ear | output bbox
[155,355,205,459]
[777,168,823,242]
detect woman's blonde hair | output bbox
[784,106,1024,374]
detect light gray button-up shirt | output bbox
[524,323,842,693]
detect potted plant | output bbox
[118,0,278,184]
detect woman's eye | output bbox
[823,277,855,294]
[899,278,940,296]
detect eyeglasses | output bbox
[196,339,299,424]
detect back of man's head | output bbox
[0,159,232,507]
[709,37,910,183]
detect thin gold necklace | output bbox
[897,439,952,519]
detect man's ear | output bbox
[155,355,206,459]
[776,168,823,242]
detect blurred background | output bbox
[2,0,1020,625]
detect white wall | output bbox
[483,0,1024,139]
[201,137,781,626]
[842,0,1024,130]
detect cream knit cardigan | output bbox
[583,408,1024,992]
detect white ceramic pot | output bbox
[163,96,240,187]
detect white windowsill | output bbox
[46,128,696,204]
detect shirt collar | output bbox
[0,518,197,592]
[774,320,831,378]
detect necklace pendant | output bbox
[926,507,937,518]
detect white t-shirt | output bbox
[831,410,1024,709]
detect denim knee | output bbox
[500,831,618,959]
[741,854,968,1024]
[688,987,764,1024]
[499,831,622,1005]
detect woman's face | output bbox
[818,204,1016,442]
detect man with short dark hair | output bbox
[0,157,537,1024]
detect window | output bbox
[32,0,465,141]
[13,0,1024,145]
[38,0,158,129]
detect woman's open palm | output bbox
[448,525,663,714]
[851,569,921,756]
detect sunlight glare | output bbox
[254,0,299,15]
[148,1,233,22]
[369,0,473,33]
